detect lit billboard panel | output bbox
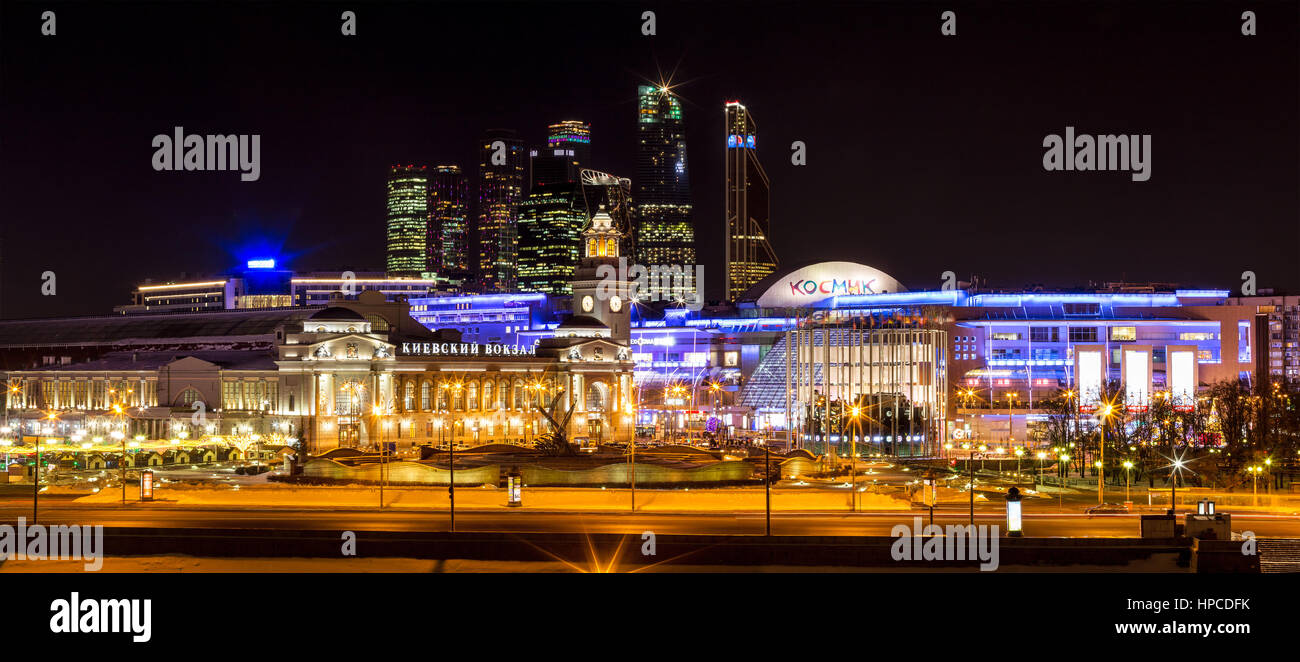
[1076,347,1103,411]
[1168,346,1196,412]
[1123,348,1151,410]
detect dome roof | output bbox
[558,314,609,328]
[309,307,367,322]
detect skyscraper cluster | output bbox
[382,86,777,301]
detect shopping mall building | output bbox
[0,255,1289,455]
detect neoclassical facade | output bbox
[276,306,636,453]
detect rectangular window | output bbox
[1110,326,1137,341]
[990,332,1020,341]
[1179,332,1215,341]
[1030,327,1060,342]
[1064,303,1100,315]
[1238,321,1251,362]
[1068,327,1098,343]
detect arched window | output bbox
[453,384,465,411]
[587,238,598,256]
[499,379,510,410]
[420,381,431,411]
[483,380,494,411]
[586,381,606,412]
[175,388,202,407]
[404,381,415,411]
[513,380,525,409]
[467,380,479,411]
[605,238,617,257]
[437,381,449,411]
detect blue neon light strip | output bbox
[408,293,547,307]
[832,290,968,307]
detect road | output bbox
[4,501,1300,538]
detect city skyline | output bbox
[1,2,1296,321]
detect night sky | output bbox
[1,1,1296,319]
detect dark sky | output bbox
[1,1,1296,319]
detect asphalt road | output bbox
[3,502,1300,538]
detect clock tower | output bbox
[571,206,632,344]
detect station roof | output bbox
[0,307,322,348]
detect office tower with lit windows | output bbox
[385,164,429,277]
[429,165,470,277]
[634,85,696,267]
[517,182,585,294]
[477,129,526,291]
[724,101,778,301]
[530,120,591,189]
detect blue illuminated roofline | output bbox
[831,290,968,307]
[408,293,548,307]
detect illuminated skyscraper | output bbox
[518,182,584,294]
[477,129,526,291]
[634,85,695,267]
[385,164,429,277]
[724,101,778,301]
[428,165,469,277]
[530,120,591,189]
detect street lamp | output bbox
[1097,403,1115,505]
[1122,460,1134,505]
[34,410,58,522]
[1057,453,1070,512]
[1247,465,1262,507]
[1005,392,1016,443]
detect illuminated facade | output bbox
[385,165,430,277]
[2,291,634,454]
[724,101,778,301]
[634,85,695,267]
[429,165,470,276]
[477,130,526,291]
[517,182,584,294]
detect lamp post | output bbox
[1014,447,1024,482]
[34,411,57,523]
[1097,403,1114,505]
[1247,465,1261,507]
[112,429,126,505]
[1005,392,1015,443]
[372,405,385,509]
[1057,453,1070,512]
[1122,460,1133,506]
[968,450,987,525]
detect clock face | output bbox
[609,296,622,312]
[581,295,594,313]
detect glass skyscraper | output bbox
[634,85,695,267]
[518,181,585,294]
[724,101,778,301]
[385,164,429,277]
[530,120,590,190]
[477,129,526,291]
[428,165,469,277]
